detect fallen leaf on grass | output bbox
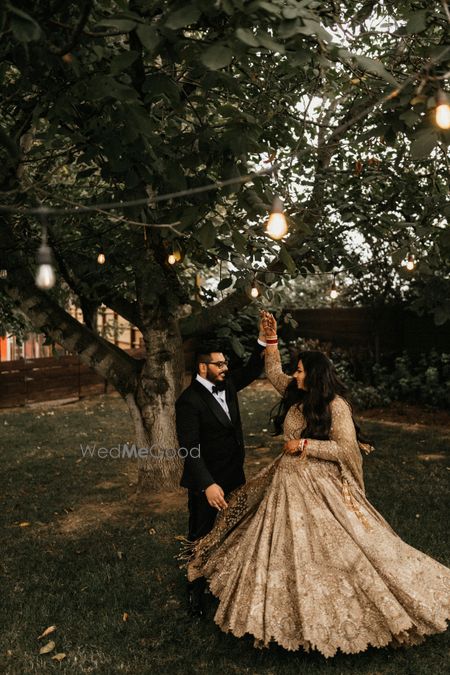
[51,653,66,662]
[38,625,57,639]
[148,528,156,535]
[39,640,55,654]
[123,612,129,622]
[417,453,446,461]
[18,522,31,527]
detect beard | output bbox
[206,370,227,389]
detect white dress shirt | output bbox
[195,374,231,419]
[195,340,266,420]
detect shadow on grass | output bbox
[0,387,448,674]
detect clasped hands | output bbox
[259,310,277,341]
[283,439,309,458]
[283,439,303,454]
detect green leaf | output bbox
[85,75,137,102]
[143,74,180,103]
[279,245,296,274]
[235,27,259,47]
[434,305,450,326]
[197,222,216,249]
[406,11,427,34]
[217,277,233,290]
[288,49,311,66]
[231,336,246,358]
[110,51,138,75]
[353,54,398,85]
[282,7,298,20]
[410,131,438,160]
[97,18,137,31]
[258,33,285,53]
[399,110,420,128]
[9,6,41,42]
[165,7,201,30]
[298,19,333,43]
[201,45,233,70]
[136,24,160,52]
[248,1,281,16]
[231,230,247,254]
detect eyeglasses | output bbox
[202,359,229,369]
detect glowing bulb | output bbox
[167,254,176,265]
[406,254,415,271]
[250,285,259,298]
[329,277,339,300]
[435,91,450,130]
[265,196,288,240]
[97,252,106,264]
[0,269,7,278]
[36,264,55,290]
[436,104,450,129]
[36,236,55,290]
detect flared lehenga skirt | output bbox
[178,453,450,657]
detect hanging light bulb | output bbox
[329,275,339,300]
[0,269,7,279]
[97,252,106,264]
[246,278,261,299]
[265,196,288,240]
[167,245,184,265]
[406,253,416,271]
[250,284,260,298]
[435,90,450,130]
[35,227,55,290]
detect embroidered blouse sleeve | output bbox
[305,396,368,524]
[305,397,358,462]
[265,344,293,396]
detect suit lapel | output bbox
[191,380,234,429]
[225,385,239,425]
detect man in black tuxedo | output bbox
[176,317,267,616]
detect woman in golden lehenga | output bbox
[176,312,450,657]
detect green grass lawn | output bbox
[0,383,449,674]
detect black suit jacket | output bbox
[176,342,265,493]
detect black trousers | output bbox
[188,489,219,542]
[187,487,239,593]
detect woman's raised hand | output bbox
[260,310,277,338]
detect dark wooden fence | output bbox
[0,348,145,409]
[1,309,448,408]
[282,307,450,359]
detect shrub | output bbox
[285,338,450,410]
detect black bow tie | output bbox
[212,383,226,394]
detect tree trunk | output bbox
[132,319,186,492]
[1,264,187,491]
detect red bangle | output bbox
[266,338,278,344]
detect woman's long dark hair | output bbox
[270,350,370,444]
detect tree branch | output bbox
[47,235,142,329]
[53,1,94,56]
[0,219,141,395]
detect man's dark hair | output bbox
[194,343,221,370]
